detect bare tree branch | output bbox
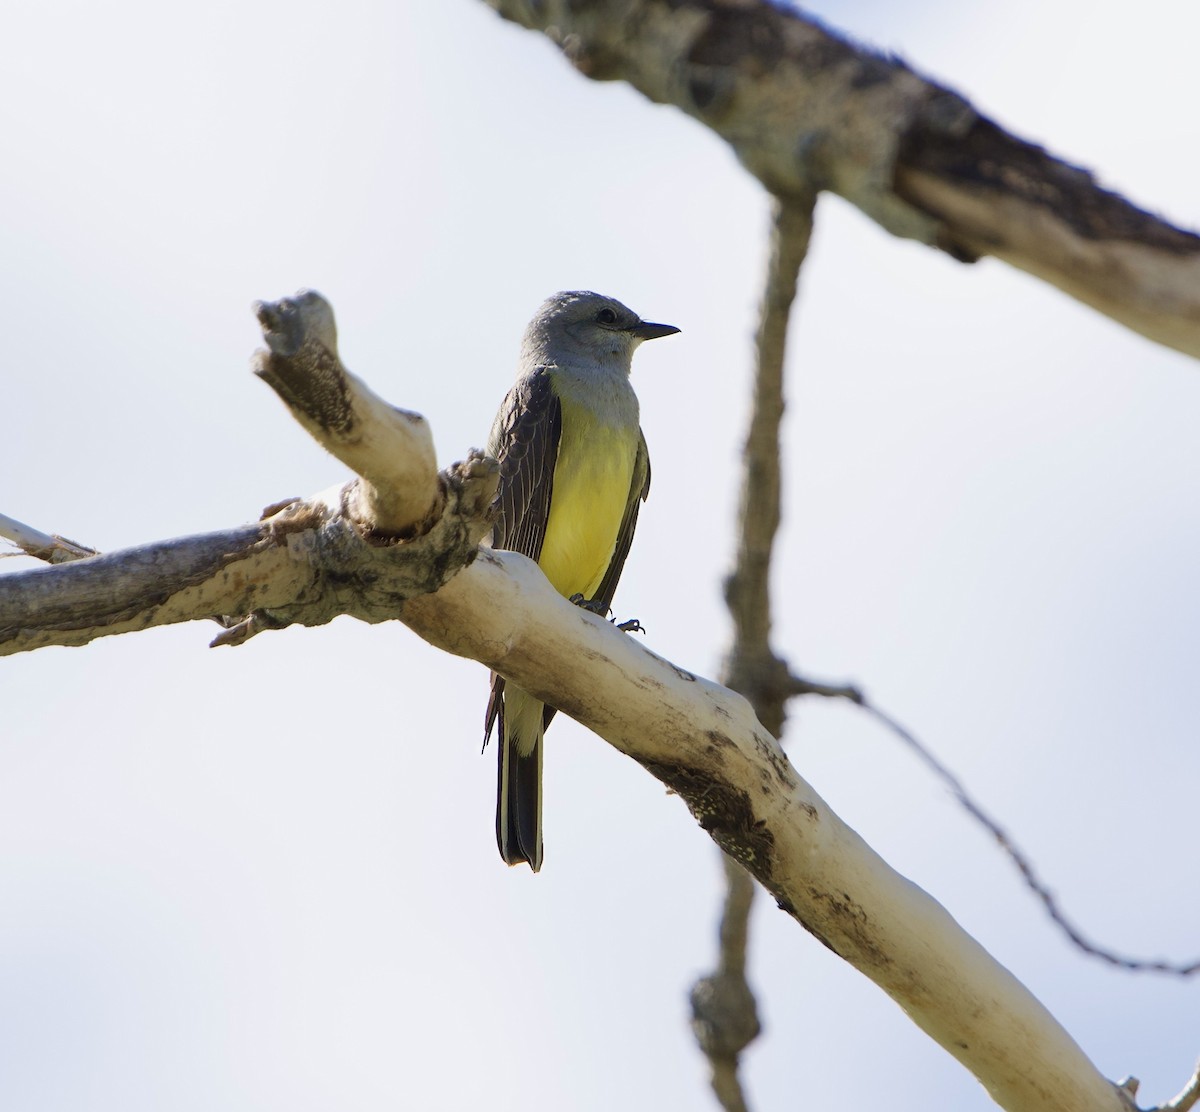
[0,469,495,658]
[722,195,815,728]
[5,291,1140,1112]
[0,292,494,657]
[403,553,1133,1112]
[482,0,1200,361]
[0,522,299,654]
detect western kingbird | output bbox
[484,291,679,872]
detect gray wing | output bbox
[591,429,650,616]
[488,367,562,562]
[484,368,562,747]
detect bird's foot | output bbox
[569,593,610,617]
[615,617,645,634]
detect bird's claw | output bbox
[569,593,610,617]
[615,617,645,634]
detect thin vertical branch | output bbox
[724,195,816,712]
[690,192,816,1112]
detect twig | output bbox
[789,673,1200,977]
[787,674,863,702]
[0,511,97,564]
[860,698,1200,975]
[1154,1060,1200,1112]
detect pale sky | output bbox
[3,2,1199,1110]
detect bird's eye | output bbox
[596,308,618,324]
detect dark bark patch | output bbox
[799,883,892,970]
[256,344,356,435]
[752,730,796,790]
[638,756,776,882]
[899,109,1200,252]
[688,6,783,70]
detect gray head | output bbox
[521,291,679,370]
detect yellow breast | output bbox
[538,402,636,601]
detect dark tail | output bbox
[497,734,543,871]
[493,683,544,872]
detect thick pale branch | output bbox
[400,553,1129,1112]
[483,0,1200,360]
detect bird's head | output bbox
[521,291,679,370]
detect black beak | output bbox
[630,320,681,341]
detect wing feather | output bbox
[487,368,562,562]
[484,368,562,748]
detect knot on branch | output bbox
[214,453,498,646]
[309,454,498,612]
[690,969,762,1061]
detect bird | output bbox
[484,291,679,872]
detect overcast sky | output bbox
[3,2,1199,1110]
